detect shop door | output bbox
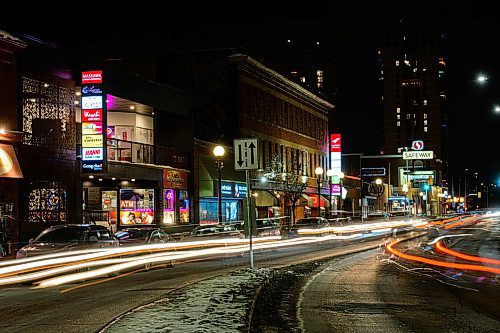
[102,190,118,232]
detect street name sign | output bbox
[402,151,434,160]
[234,138,259,170]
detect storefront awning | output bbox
[305,193,330,208]
[255,190,276,207]
[0,144,23,178]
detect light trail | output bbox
[435,241,500,266]
[386,239,500,275]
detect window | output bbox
[424,113,428,119]
[396,107,401,113]
[406,114,411,119]
[424,120,427,125]
[397,121,400,127]
[300,77,306,83]
[424,126,428,132]
[397,115,400,119]
[395,60,400,66]
[423,99,428,105]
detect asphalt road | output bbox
[0,233,397,333]
[299,218,500,333]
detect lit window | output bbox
[423,68,427,71]
[424,113,427,119]
[396,107,400,113]
[397,121,400,127]
[424,126,428,132]
[403,36,406,41]
[404,60,410,66]
[439,70,445,78]
[300,77,306,83]
[395,61,399,66]
[291,71,298,76]
[317,82,323,89]
[397,114,400,119]
[423,99,428,105]
[406,114,410,119]
[317,70,323,76]
[413,68,417,73]
[424,120,427,125]
[438,57,446,66]
[413,100,418,106]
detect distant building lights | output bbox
[0,128,6,135]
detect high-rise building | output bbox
[378,20,448,185]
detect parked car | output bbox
[16,224,118,259]
[255,218,281,237]
[289,217,332,237]
[115,227,173,246]
[181,224,245,242]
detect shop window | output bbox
[178,190,190,223]
[120,189,154,225]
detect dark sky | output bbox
[2,1,500,187]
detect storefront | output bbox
[199,181,247,225]
[162,169,190,224]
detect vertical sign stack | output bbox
[81,70,106,173]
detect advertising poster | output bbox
[119,189,154,225]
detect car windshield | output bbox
[34,227,85,243]
[191,225,236,235]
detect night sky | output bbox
[2,1,500,188]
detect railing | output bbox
[107,138,154,164]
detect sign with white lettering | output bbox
[234,138,259,170]
[81,70,106,173]
[402,151,434,160]
[82,148,104,160]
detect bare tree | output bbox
[260,154,308,229]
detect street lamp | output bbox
[315,167,324,210]
[476,74,488,85]
[494,105,500,113]
[213,145,225,224]
[326,169,334,216]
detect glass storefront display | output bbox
[120,189,154,225]
[199,198,242,225]
[163,189,190,224]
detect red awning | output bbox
[0,144,23,178]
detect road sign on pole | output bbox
[234,138,259,170]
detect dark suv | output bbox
[16,224,118,259]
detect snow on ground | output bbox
[101,268,272,333]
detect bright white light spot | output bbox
[477,74,488,84]
[495,105,500,113]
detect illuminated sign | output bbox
[330,134,341,152]
[330,134,342,184]
[81,70,105,173]
[81,85,103,95]
[412,140,424,151]
[0,144,23,178]
[361,168,386,177]
[331,184,341,196]
[403,151,434,160]
[82,148,104,160]
[82,135,103,148]
[219,181,247,198]
[81,96,103,109]
[82,71,102,84]
[82,122,102,135]
[82,109,103,122]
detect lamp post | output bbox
[375,178,383,210]
[326,169,334,217]
[315,167,323,213]
[213,145,225,224]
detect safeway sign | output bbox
[403,151,434,160]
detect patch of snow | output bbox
[101,268,272,333]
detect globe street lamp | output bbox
[494,105,500,113]
[213,145,225,224]
[326,169,334,217]
[315,167,324,210]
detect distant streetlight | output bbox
[213,145,225,224]
[375,178,383,185]
[495,105,500,113]
[476,74,488,84]
[326,169,334,216]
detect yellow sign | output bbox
[82,134,103,148]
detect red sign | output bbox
[82,71,102,84]
[163,170,188,189]
[82,109,103,122]
[330,134,341,152]
[412,140,424,151]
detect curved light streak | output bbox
[435,241,500,266]
[386,239,500,275]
